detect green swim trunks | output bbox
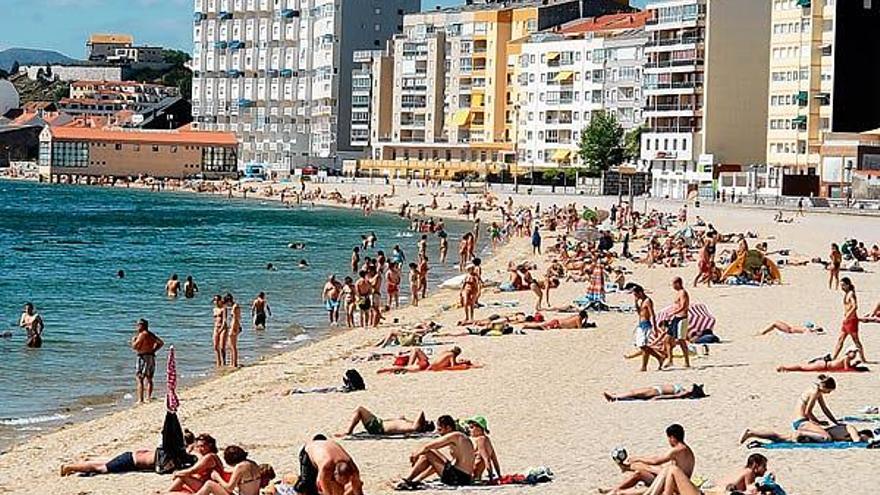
[365,417,384,435]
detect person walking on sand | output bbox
[19,302,45,348]
[212,295,228,366]
[131,319,164,404]
[831,277,868,363]
[225,293,243,367]
[166,274,181,298]
[322,276,342,326]
[386,263,402,308]
[629,285,664,372]
[599,424,695,495]
[664,277,690,369]
[184,275,199,299]
[531,225,542,255]
[251,291,272,331]
[829,243,842,290]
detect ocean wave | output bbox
[0,413,70,426]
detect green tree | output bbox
[577,111,625,175]
[624,124,645,162]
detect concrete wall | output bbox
[22,65,124,82]
[702,0,770,165]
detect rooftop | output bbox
[558,11,650,34]
[88,33,134,45]
[48,126,238,146]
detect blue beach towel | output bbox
[748,441,868,450]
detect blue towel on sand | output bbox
[750,441,867,450]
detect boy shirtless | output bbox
[130,319,164,404]
[600,424,695,495]
[630,285,663,372]
[397,415,475,489]
[664,277,690,368]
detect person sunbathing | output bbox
[61,429,195,477]
[458,312,529,327]
[860,300,880,323]
[738,424,873,446]
[758,320,824,335]
[713,454,768,494]
[522,310,591,331]
[776,349,867,373]
[603,384,706,402]
[336,407,435,437]
[396,415,475,489]
[165,434,223,493]
[599,424,695,495]
[197,446,274,495]
[377,347,473,374]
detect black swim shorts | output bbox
[294,447,320,495]
[440,462,473,486]
[105,451,137,474]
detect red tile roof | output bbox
[558,11,650,34]
[49,126,238,146]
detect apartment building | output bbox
[641,0,770,200]
[69,81,179,103]
[38,127,238,180]
[766,0,880,198]
[87,34,166,66]
[356,0,632,179]
[516,12,647,169]
[191,0,419,175]
[349,49,393,149]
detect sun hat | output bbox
[466,416,489,434]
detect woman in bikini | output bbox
[829,243,842,290]
[758,320,824,335]
[212,295,227,367]
[739,375,859,444]
[460,266,480,324]
[777,349,867,373]
[224,293,243,368]
[166,434,223,493]
[195,445,274,495]
[603,384,706,402]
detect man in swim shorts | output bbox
[296,437,363,495]
[629,284,664,372]
[322,276,342,326]
[251,291,272,330]
[130,319,164,404]
[397,415,475,489]
[336,407,435,437]
[664,277,690,369]
[354,270,372,328]
[61,430,195,476]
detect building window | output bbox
[152,145,160,152]
[134,144,140,151]
[115,143,122,150]
[171,145,178,153]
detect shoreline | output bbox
[0,179,494,455]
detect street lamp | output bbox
[845,159,854,206]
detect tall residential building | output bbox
[191,0,419,176]
[357,0,632,179]
[349,48,393,149]
[516,12,648,169]
[766,0,880,198]
[640,0,770,199]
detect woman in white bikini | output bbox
[212,295,228,366]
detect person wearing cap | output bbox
[467,417,500,481]
[130,319,164,404]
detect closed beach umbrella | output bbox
[166,345,179,413]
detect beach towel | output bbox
[747,440,868,450]
[344,431,437,441]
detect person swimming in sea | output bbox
[298,259,310,269]
[165,274,181,298]
[183,275,199,299]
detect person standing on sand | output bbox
[354,270,373,327]
[828,243,842,290]
[341,276,356,327]
[322,276,342,326]
[386,262,401,308]
[368,267,383,327]
[600,424,694,495]
[251,291,272,330]
[225,293,243,367]
[458,234,470,272]
[131,319,164,404]
[408,263,421,307]
[831,277,868,363]
[184,276,199,299]
[166,274,181,298]
[531,225,542,255]
[212,295,228,366]
[417,254,430,299]
[19,302,44,348]
[460,265,479,324]
[664,277,690,369]
[629,285,663,372]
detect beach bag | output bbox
[342,369,365,392]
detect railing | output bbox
[645,103,698,112]
[646,37,701,48]
[645,126,699,133]
[645,58,704,69]
[645,81,702,91]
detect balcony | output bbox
[646,37,701,48]
[646,103,698,112]
[645,58,703,69]
[280,9,300,18]
[219,11,233,20]
[796,91,808,107]
[645,126,698,133]
[646,81,702,91]
[796,0,810,7]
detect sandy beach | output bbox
[1,182,879,495]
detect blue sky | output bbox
[0,0,646,57]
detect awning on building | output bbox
[451,109,471,126]
[554,71,574,82]
[551,149,572,161]
[792,115,807,125]
[472,93,484,107]
[547,52,560,61]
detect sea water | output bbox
[0,180,474,448]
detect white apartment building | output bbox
[516,13,648,169]
[191,0,418,174]
[641,0,770,199]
